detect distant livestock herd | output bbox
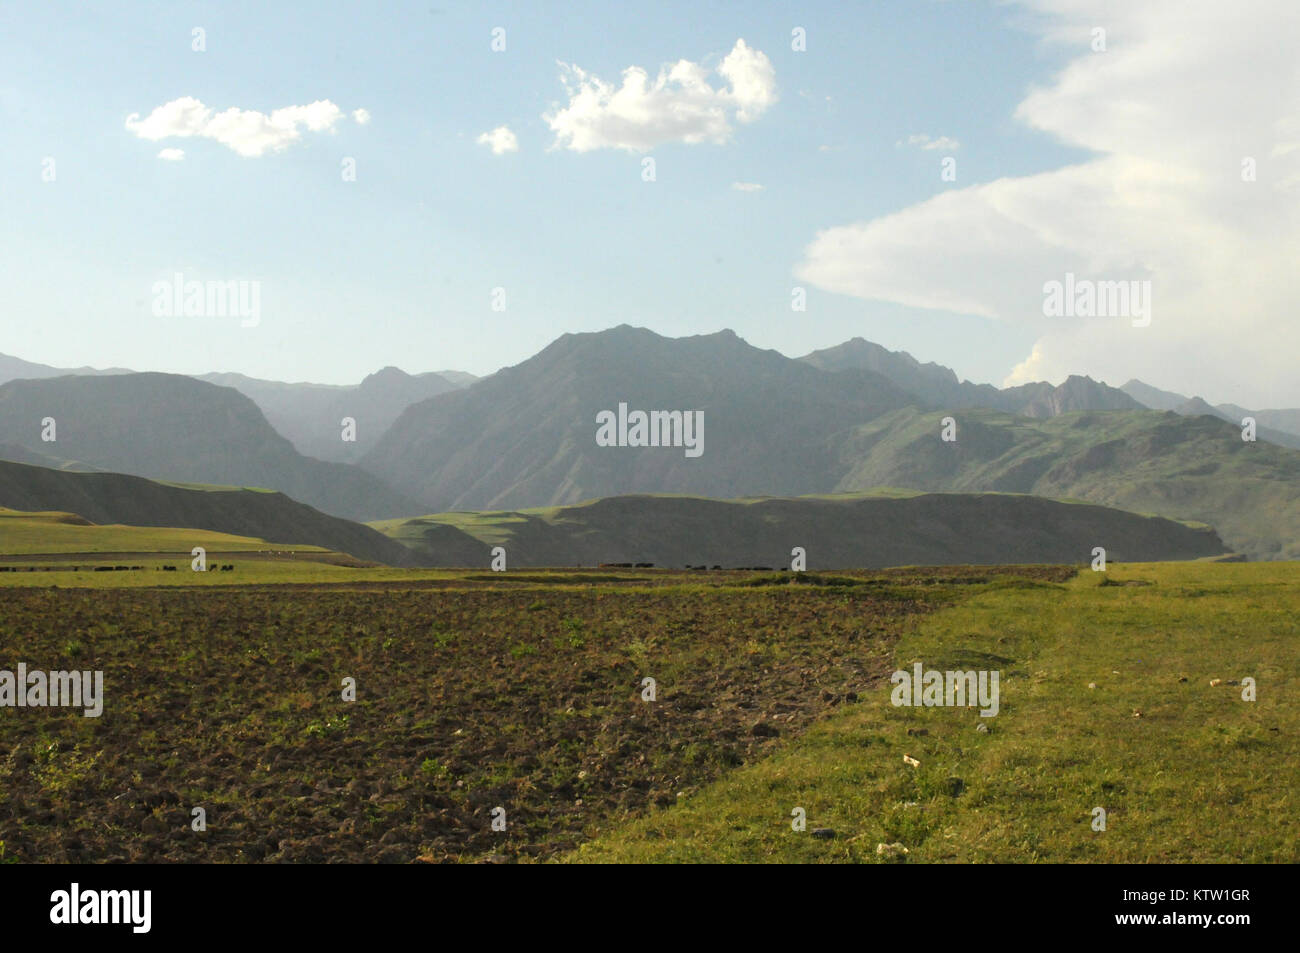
[597,562,776,571]
[0,563,236,573]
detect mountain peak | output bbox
[361,366,414,386]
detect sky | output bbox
[2,0,1297,406]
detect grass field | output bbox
[0,508,328,556]
[0,560,1293,863]
[568,561,1299,862]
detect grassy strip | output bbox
[564,561,1300,863]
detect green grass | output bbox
[564,561,1300,862]
[3,557,1291,862]
[155,481,278,493]
[371,509,536,546]
[0,508,326,555]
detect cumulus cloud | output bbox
[352,108,371,125]
[544,38,776,152]
[732,181,764,192]
[476,125,519,155]
[900,133,960,151]
[795,0,1300,405]
[125,97,364,157]
[157,148,185,161]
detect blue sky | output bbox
[3,1,1296,406]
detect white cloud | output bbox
[157,148,185,161]
[476,125,519,155]
[125,97,365,157]
[796,0,1300,406]
[1004,342,1046,387]
[544,39,776,152]
[352,108,371,125]
[732,181,764,192]
[901,133,960,151]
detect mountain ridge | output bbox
[375,491,1229,568]
[800,337,1140,417]
[361,326,1300,560]
[0,458,416,565]
[0,373,420,522]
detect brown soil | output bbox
[0,565,1072,863]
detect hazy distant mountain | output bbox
[1122,379,1300,448]
[0,352,134,385]
[0,373,419,521]
[799,338,996,406]
[1217,403,1300,439]
[1175,396,1225,418]
[432,370,480,388]
[377,491,1228,568]
[800,338,1140,417]
[364,325,916,510]
[199,367,465,462]
[0,442,102,471]
[0,353,477,462]
[1119,379,1190,413]
[0,459,414,566]
[1002,376,1141,417]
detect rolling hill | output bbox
[374,491,1228,568]
[0,507,332,556]
[0,459,415,565]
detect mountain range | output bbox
[801,337,1142,417]
[2,329,1297,562]
[0,373,419,522]
[0,353,477,462]
[365,326,917,510]
[197,367,471,462]
[358,327,1300,559]
[1119,379,1300,448]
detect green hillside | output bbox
[0,507,323,554]
[0,460,415,566]
[834,408,1300,560]
[373,490,1228,568]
